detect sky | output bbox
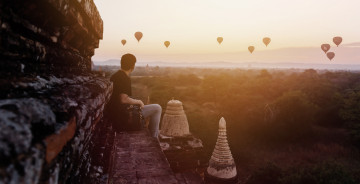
[92,0,360,64]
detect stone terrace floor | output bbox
[107,130,203,184]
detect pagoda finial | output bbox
[205,117,238,182]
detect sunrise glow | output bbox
[93,0,360,64]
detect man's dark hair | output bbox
[121,53,136,70]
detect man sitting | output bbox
[109,53,162,137]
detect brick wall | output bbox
[0,1,114,183]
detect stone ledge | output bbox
[108,130,205,184]
[45,116,77,163]
[0,73,113,183]
[109,130,179,184]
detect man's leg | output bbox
[142,104,162,137]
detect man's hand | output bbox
[137,100,145,109]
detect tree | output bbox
[269,91,319,141]
[340,91,360,147]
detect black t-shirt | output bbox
[110,70,132,104]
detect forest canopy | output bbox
[102,66,360,183]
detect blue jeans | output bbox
[142,104,162,137]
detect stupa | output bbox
[205,117,238,183]
[160,99,190,137]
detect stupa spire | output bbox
[205,117,237,183]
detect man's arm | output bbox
[119,93,144,108]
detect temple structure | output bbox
[205,117,238,183]
[161,99,190,137]
[158,99,207,178]
[0,0,113,183]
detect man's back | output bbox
[110,70,132,104]
[108,70,133,131]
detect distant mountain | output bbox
[93,45,360,70]
[94,59,120,66]
[93,59,170,66]
[93,61,360,71]
[342,42,360,47]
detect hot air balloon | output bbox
[263,37,271,47]
[121,39,126,46]
[164,41,170,48]
[217,37,223,44]
[248,46,255,53]
[327,52,335,61]
[321,44,330,54]
[134,32,143,42]
[333,36,342,47]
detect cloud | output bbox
[93,46,360,65]
[342,42,360,47]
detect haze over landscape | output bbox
[3,1,360,183]
[93,0,360,67]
